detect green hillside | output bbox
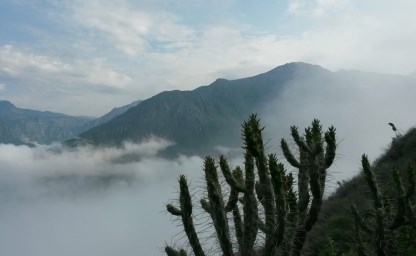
[162,117,415,256]
[305,128,416,255]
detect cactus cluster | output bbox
[351,155,416,256]
[165,115,336,256]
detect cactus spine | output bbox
[165,115,336,255]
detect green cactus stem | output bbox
[166,175,205,256]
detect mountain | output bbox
[78,62,332,155]
[78,100,141,132]
[0,101,93,144]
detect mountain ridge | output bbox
[78,62,334,155]
[0,100,94,144]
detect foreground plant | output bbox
[165,114,336,256]
[351,156,415,256]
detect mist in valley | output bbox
[0,140,205,256]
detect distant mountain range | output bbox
[2,62,415,155]
[0,100,92,145]
[0,100,140,145]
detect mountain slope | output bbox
[79,62,332,155]
[304,128,416,255]
[78,100,141,133]
[0,101,93,144]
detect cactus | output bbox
[166,175,205,256]
[281,119,336,256]
[351,155,416,256]
[165,115,336,256]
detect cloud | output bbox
[0,139,205,256]
[0,45,131,90]
[288,0,350,17]
[0,44,134,115]
[70,1,195,57]
[0,83,5,91]
[258,69,416,182]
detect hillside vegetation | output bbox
[164,117,415,256]
[305,127,416,255]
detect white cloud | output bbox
[0,139,205,256]
[0,44,135,115]
[0,83,5,91]
[71,1,195,56]
[288,0,350,17]
[0,45,131,90]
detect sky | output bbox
[1,0,416,116]
[1,1,416,255]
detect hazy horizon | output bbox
[1,1,416,116]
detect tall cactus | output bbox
[165,115,336,256]
[281,119,336,256]
[351,155,416,256]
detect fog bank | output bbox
[260,70,416,182]
[0,140,204,256]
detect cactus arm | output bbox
[362,155,384,209]
[233,207,244,255]
[361,155,387,256]
[225,188,239,212]
[324,127,336,168]
[290,126,310,154]
[281,139,300,168]
[242,150,258,256]
[297,150,310,221]
[204,157,234,256]
[167,204,182,216]
[255,181,265,208]
[219,155,246,192]
[304,154,324,232]
[179,175,206,256]
[269,155,287,248]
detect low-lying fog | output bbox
[0,140,206,256]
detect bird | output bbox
[388,122,403,137]
[388,122,397,132]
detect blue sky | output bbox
[0,0,416,116]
